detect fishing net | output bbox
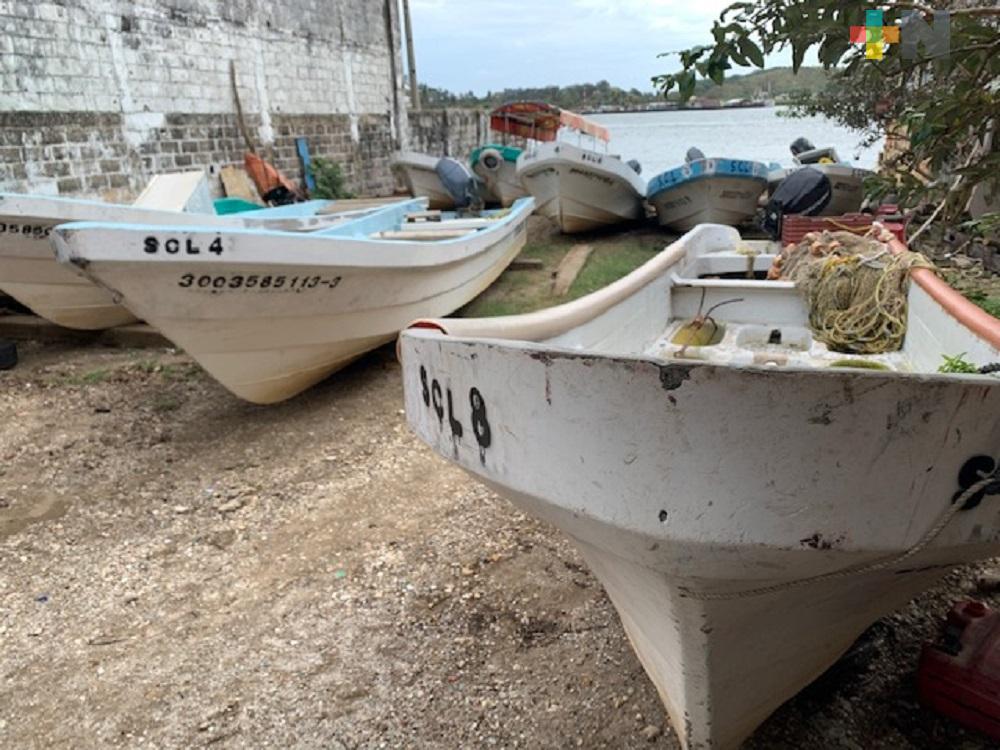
[768,229,935,354]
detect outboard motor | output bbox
[627,159,642,175]
[685,147,706,163]
[435,157,486,212]
[761,167,832,240]
[790,137,815,157]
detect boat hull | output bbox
[392,152,455,209]
[54,200,533,403]
[400,330,1000,749]
[472,153,528,208]
[517,143,645,233]
[647,159,768,231]
[0,195,366,330]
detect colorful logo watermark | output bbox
[851,10,951,61]
[850,9,899,60]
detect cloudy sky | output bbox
[408,0,793,95]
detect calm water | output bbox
[570,107,882,179]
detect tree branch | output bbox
[881,2,1000,17]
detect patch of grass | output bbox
[151,395,182,413]
[77,368,110,385]
[939,353,980,374]
[459,225,669,318]
[569,244,660,298]
[966,292,1000,319]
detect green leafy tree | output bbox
[653,1,1000,227]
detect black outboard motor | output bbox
[790,137,815,158]
[436,157,486,212]
[686,147,706,163]
[627,159,642,175]
[761,167,831,239]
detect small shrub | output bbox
[311,158,354,200]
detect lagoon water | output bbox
[580,106,883,179]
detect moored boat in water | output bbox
[398,224,1000,749]
[53,197,535,404]
[647,150,769,231]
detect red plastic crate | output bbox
[917,600,1000,740]
[780,212,906,246]
[780,213,874,245]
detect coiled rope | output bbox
[771,229,934,354]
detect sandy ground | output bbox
[2,340,999,749]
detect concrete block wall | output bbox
[0,0,410,199]
[408,108,489,158]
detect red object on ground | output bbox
[780,213,874,245]
[917,600,1000,740]
[779,212,907,246]
[244,152,303,202]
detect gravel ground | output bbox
[1,340,998,749]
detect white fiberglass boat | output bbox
[491,101,644,233]
[391,152,458,209]
[647,154,769,231]
[470,144,527,208]
[767,141,872,216]
[398,224,1000,749]
[0,178,405,330]
[53,197,535,404]
[518,142,645,233]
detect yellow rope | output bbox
[775,230,933,354]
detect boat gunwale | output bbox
[52,198,535,270]
[403,222,1000,380]
[402,325,1000,388]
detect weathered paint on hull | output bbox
[649,176,766,231]
[400,329,1000,749]
[517,143,645,233]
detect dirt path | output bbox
[1,341,996,748]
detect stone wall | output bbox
[408,108,489,158]
[0,0,409,199]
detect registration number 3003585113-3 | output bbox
[418,365,492,459]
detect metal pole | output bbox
[402,0,420,110]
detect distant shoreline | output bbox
[581,101,773,115]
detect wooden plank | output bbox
[296,137,317,193]
[404,210,443,222]
[398,218,493,232]
[375,229,472,240]
[552,244,593,296]
[316,197,408,215]
[509,258,544,271]
[220,166,262,204]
